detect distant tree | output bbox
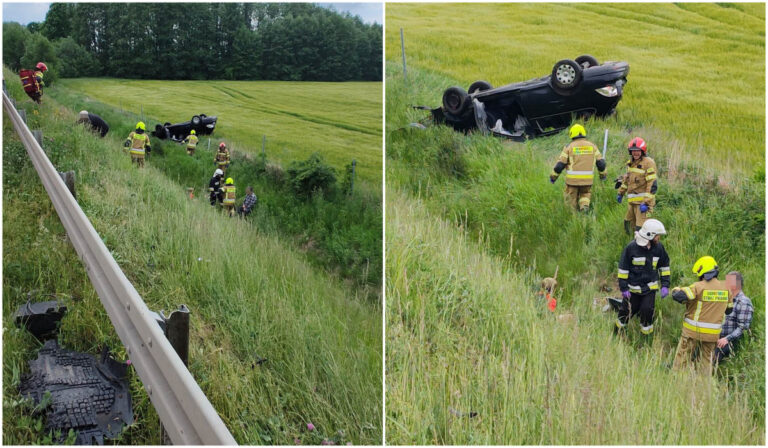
[2,22,30,70]
[20,33,59,85]
[42,3,74,41]
[53,37,99,77]
[26,22,43,34]
[228,25,261,79]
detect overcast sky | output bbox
[3,2,382,25]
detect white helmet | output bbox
[635,219,666,246]
[79,110,88,120]
[214,168,223,176]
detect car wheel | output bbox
[551,59,583,90]
[164,122,171,127]
[191,115,202,126]
[468,80,493,94]
[200,114,207,118]
[575,55,599,68]
[442,86,469,115]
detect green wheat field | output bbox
[59,78,383,182]
[386,2,764,444]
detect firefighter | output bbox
[222,177,237,217]
[123,121,151,168]
[184,130,198,155]
[615,219,671,338]
[208,168,224,206]
[616,137,658,234]
[34,62,47,86]
[19,62,47,103]
[549,123,607,212]
[214,142,230,174]
[671,256,734,374]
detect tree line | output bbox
[3,3,382,83]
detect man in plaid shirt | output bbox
[715,271,754,364]
[237,186,258,217]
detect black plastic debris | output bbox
[19,340,133,445]
[14,300,67,339]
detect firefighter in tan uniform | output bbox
[215,142,231,174]
[549,124,607,212]
[124,121,151,168]
[184,130,198,155]
[671,256,734,375]
[616,137,658,234]
[222,177,237,217]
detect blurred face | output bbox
[726,275,741,294]
[631,149,642,160]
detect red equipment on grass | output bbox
[19,69,43,103]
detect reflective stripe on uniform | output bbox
[628,167,645,174]
[632,257,646,266]
[616,319,626,328]
[565,170,594,179]
[660,266,670,276]
[130,148,145,155]
[683,318,721,334]
[702,290,728,302]
[646,174,657,181]
[628,284,642,293]
[647,281,659,290]
[627,193,649,203]
[572,146,594,155]
[640,324,654,335]
[652,256,659,269]
[617,268,629,279]
[682,286,695,300]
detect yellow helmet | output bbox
[569,123,586,139]
[190,130,196,135]
[226,177,234,185]
[693,256,718,276]
[136,121,146,131]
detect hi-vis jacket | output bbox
[617,240,671,295]
[553,137,606,186]
[618,156,657,205]
[222,185,236,206]
[672,278,734,342]
[184,134,198,149]
[126,131,150,156]
[215,150,230,166]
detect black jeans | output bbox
[714,338,739,364]
[617,292,656,329]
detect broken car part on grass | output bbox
[421,56,629,141]
[14,299,67,339]
[19,340,133,445]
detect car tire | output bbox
[200,114,207,118]
[575,55,599,68]
[164,122,171,127]
[468,80,493,94]
[154,124,168,139]
[191,115,202,126]
[551,59,583,90]
[442,86,469,115]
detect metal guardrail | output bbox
[3,91,237,445]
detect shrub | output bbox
[286,153,337,199]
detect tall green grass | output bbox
[385,3,764,443]
[386,2,764,176]
[47,84,382,296]
[57,78,383,182]
[3,71,382,445]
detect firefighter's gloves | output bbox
[599,172,607,181]
[671,287,687,304]
[660,287,669,299]
[639,203,649,213]
[123,140,130,148]
[549,174,558,184]
[616,194,623,204]
[621,290,631,300]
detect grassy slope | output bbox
[387,2,764,176]
[59,78,383,182]
[385,3,764,444]
[3,73,381,445]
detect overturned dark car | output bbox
[431,56,629,141]
[152,114,217,141]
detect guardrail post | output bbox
[261,135,266,156]
[57,171,76,199]
[18,108,26,123]
[32,130,43,146]
[160,305,190,444]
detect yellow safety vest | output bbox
[186,134,198,149]
[128,132,149,156]
[679,278,733,342]
[223,185,236,205]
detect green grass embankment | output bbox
[3,71,382,445]
[384,11,764,442]
[48,83,382,296]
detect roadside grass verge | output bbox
[3,74,382,445]
[57,78,383,182]
[384,44,764,445]
[48,83,382,297]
